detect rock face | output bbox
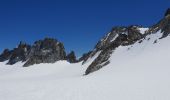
[23,38,66,67]
[0,8,170,74]
[147,11,170,38]
[66,51,77,63]
[0,49,13,62]
[7,42,31,65]
[0,38,67,67]
[96,26,143,49]
[78,51,92,63]
[85,49,112,75]
[85,9,170,75]
[165,8,170,17]
[0,42,31,65]
[84,25,144,75]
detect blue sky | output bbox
[0,0,169,56]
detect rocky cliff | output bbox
[0,38,77,66]
[84,25,145,75]
[0,42,31,65]
[0,8,170,75]
[23,38,67,67]
[84,8,170,75]
[66,51,77,63]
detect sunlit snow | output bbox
[0,31,170,100]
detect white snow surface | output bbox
[0,31,170,100]
[139,27,149,34]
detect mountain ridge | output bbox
[0,8,170,75]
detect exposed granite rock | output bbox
[78,51,92,63]
[165,8,170,17]
[23,38,66,67]
[146,13,170,39]
[1,8,170,74]
[84,25,143,75]
[96,26,143,49]
[67,51,77,63]
[85,48,112,75]
[0,49,13,62]
[0,38,72,66]
[7,42,31,65]
[85,8,170,75]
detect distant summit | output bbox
[0,42,31,64]
[84,25,146,75]
[23,38,67,67]
[0,8,170,73]
[84,8,170,75]
[165,8,170,17]
[0,38,77,67]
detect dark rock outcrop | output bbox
[1,8,170,74]
[85,9,170,75]
[66,51,77,63]
[7,42,31,65]
[0,38,71,67]
[0,49,13,62]
[84,25,144,75]
[85,49,112,75]
[146,10,170,39]
[0,42,31,65]
[23,38,66,67]
[78,51,92,62]
[165,8,170,17]
[95,26,143,49]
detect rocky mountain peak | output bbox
[66,51,77,63]
[0,8,170,75]
[84,25,144,75]
[7,42,31,65]
[95,25,143,51]
[0,38,68,67]
[23,38,66,67]
[84,8,170,75]
[0,49,13,62]
[165,8,170,17]
[147,9,170,38]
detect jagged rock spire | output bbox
[67,51,77,63]
[0,38,67,67]
[0,49,13,62]
[23,38,66,67]
[84,25,144,75]
[165,8,170,17]
[7,42,31,65]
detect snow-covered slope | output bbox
[0,30,170,100]
[1,8,170,100]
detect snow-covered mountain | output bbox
[83,8,170,75]
[0,9,170,100]
[0,38,77,67]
